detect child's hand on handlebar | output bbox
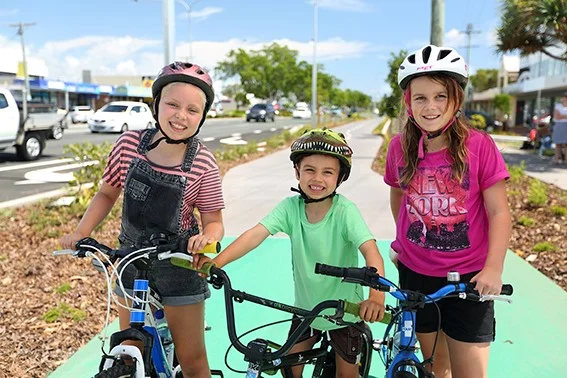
[193,255,213,278]
[470,267,503,296]
[60,231,88,250]
[359,292,386,323]
[187,234,216,254]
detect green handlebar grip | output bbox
[343,300,392,324]
[171,258,216,275]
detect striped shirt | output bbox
[103,131,224,230]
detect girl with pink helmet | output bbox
[61,61,225,377]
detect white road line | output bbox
[231,133,242,137]
[269,128,277,132]
[220,136,247,145]
[16,160,99,184]
[253,130,262,134]
[201,137,215,142]
[0,158,74,172]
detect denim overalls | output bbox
[114,129,210,306]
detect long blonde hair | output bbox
[399,74,470,187]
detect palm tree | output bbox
[496,0,567,61]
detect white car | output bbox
[70,105,94,123]
[292,106,312,119]
[88,101,154,133]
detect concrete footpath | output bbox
[50,119,567,377]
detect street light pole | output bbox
[163,0,175,65]
[311,0,318,129]
[175,0,203,62]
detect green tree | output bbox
[494,93,512,130]
[378,50,407,118]
[216,43,303,100]
[497,0,567,61]
[470,69,499,92]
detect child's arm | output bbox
[390,187,404,223]
[197,223,271,269]
[60,182,121,249]
[471,180,511,295]
[358,240,386,322]
[188,210,224,252]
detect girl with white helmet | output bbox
[61,61,225,377]
[384,45,512,377]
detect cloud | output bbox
[0,8,18,17]
[307,0,372,12]
[444,28,467,49]
[178,6,223,21]
[0,32,368,85]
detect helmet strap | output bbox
[290,185,336,204]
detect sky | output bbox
[0,0,511,100]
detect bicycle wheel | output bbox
[94,364,136,378]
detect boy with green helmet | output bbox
[198,128,386,377]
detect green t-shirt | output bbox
[260,194,374,330]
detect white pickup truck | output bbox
[0,87,68,160]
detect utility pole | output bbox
[460,23,481,67]
[311,0,318,128]
[431,0,444,46]
[163,0,175,65]
[9,22,35,122]
[460,23,480,104]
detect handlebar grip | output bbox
[315,263,345,277]
[195,241,221,254]
[170,257,217,275]
[501,284,513,296]
[343,300,393,325]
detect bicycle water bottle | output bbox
[155,309,174,367]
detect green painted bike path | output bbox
[49,238,567,377]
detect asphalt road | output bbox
[0,116,309,204]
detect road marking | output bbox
[0,158,74,172]
[231,133,242,137]
[253,130,262,134]
[270,128,277,132]
[201,137,215,142]
[16,160,99,184]
[220,136,247,145]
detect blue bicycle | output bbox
[313,263,513,378]
[54,234,223,378]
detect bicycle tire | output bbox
[393,372,418,378]
[94,364,136,378]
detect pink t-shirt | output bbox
[384,129,509,277]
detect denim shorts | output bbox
[114,258,210,306]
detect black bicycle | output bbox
[183,260,394,378]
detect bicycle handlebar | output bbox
[186,262,380,363]
[315,263,514,303]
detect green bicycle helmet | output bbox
[290,128,353,182]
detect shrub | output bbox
[507,162,525,184]
[527,180,548,207]
[469,114,487,129]
[517,216,536,227]
[550,206,567,217]
[533,242,557,253]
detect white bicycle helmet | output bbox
[398,45,468,90]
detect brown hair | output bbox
[399,74,470,187]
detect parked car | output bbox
[464,110,502,130]
[0,88,67,160]
[70,105,94,123]
[88,101,154,133]
[292,104,312,119]
[246,103,275,122]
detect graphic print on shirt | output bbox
[403,164,470,251]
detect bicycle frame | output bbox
[190,262,374,378]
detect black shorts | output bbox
[287,315,366,364]
[397,262,495,343]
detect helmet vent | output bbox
[438,49,451,60]
[408,54,416,64]
[196,69,204,74]
[422,46,432,63]
[450,57,461,63]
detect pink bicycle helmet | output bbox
[398,45,468,90]
[149,62,215,148]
